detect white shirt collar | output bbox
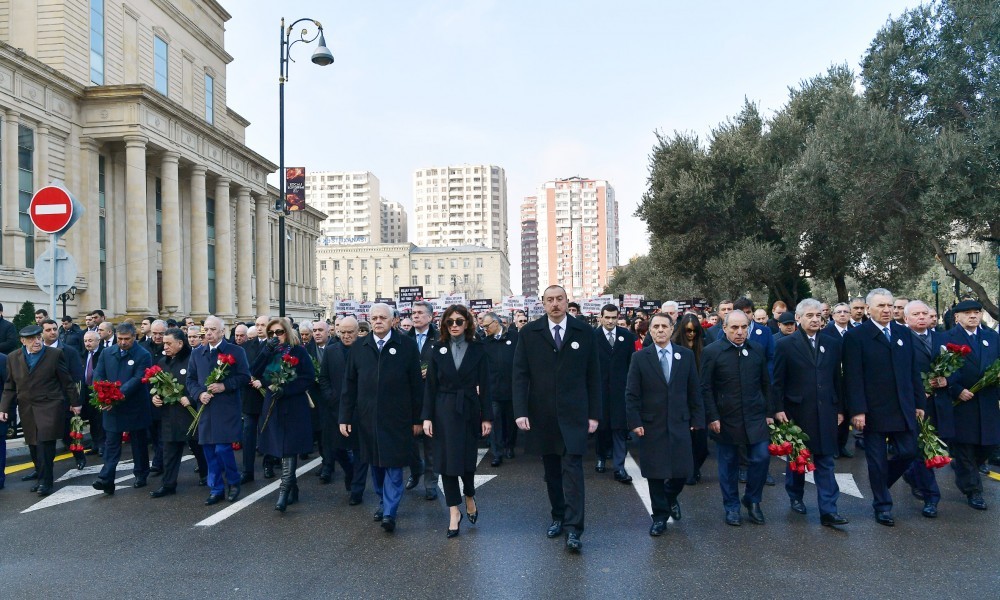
[655,341,672,354]
[374,330,392,344]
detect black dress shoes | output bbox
[149,467,163,476]
[133,478,147,489]
[36,486,52,496]
[405,473,421,490]
[765,473,776,486]
[348,494,362,505]
[613,470,633,483]
[263,464,275,479]
[21,471,38,481]
[92,479,114,495]
[901,471,923,500]
[649,520,667,537]
[491,456,502,467]
[742,497,765,524]
[318,468,332,484]
[30,484,40,493]
[790,499,807,514]
[820,513,849,526]
[504,448,515,460]
[595,458,606,473]
[546,520,563,538]
[725,511,742,526]
[425,488,438,501]
[669,501,682,521]
[967,494,987,510]
[227,485,241,502]
[239,473,255,485]
[381,516,396,533]
[150,486,176,498]
[374,509,384,521]
[874,511,895,526]
[921,502,938,518]
[685,471,701,486]
[197,477,208,487]
[447,513,464,539]
[565,532,582,552]
[978,464,989,475]
[838,445,854,458]
[204,494,224,505]
[76,457,87,470]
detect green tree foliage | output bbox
[12,301,36,332]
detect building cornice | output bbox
[226,107,250,127]
[0,41,86,97]
[149,0,234,65]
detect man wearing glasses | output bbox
[823,303,853,339]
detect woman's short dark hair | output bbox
[439,304,475,344]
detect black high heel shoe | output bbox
[447,512,464,538]
[467,499,478,525]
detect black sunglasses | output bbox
[445,318,466,327]
[268,329,285,337]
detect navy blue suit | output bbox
[942,325,1000,497]
[843,319,924,514]
[595,325,636,471]
[771,330,844,515]
[94,343,153,483]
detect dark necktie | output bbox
[377,339,385,353]
[553,325,563,350]
[85,352,94,384]
[918,332,931,352]
[317,345,325,361]
[809,337,818,359]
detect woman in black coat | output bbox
[150,328,198,497]
[422,304,493,538]
[252,317,315,512]
[672,313,709,485]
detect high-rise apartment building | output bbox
[535,177,619,299]
[306,171,382,243]
[381,199,408,243]
[413,164,508,255]
[520,196,539,298]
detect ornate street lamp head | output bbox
[312,31,334,66]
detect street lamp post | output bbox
[930,279,939,320]
[277,17,334,317]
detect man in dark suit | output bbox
[943,300,1000,511]
[405,300,439,500]
[625,313,703,536]
[317,319,356,493]
[341,303,423,533]
[822,302,855,458]
[844,288,925,526]
[595,303,637,481]
[91,322,154,495]
[481,312,518,466]
[332,316,368,505]
[899,300,948,517]
[513,284,601,553]
[187,316,251,505]
[0,351,7,489]
[701,310,772,526]
[0,325,81,496]
[0,303,18,354]
[243,315,275,480]
[58,316,85,355]
[81,330,105,456]
[140,319,167,475]
[40,319,86,471]
[771,299,849,526]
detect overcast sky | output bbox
[224,0,917,294]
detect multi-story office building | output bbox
[520,195,539,298]
[316,243,511,314]
[306,170,382,243]
[0,0,324,321]
[535,177,619,299]
[380,199,407,243]
[413,164,508,255]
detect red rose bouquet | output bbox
[143,365,196,417]
[922,343,970,394]
[768,420,814,474]
[89,380,125,411]
[187,353,238,437]
[917,414,951,469]
[259,353,301,433]
[68,416,87,453]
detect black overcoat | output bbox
[596,325,636,430]
[254,344,315,456]
[943,325,1000,446]
[843,320,924,433]
[155,348,196,442]
[771,331,844,456]
[700,339,771,445]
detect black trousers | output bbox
[29,440,57,488]
[161,440,186,488]
[542,453,585,534]
[149,418,164,469]
[691,428,709,473]
[648,477,686,521]
[409,434,437,489]
[490,400,517,454]
[242,413,260,475]
[188,436,208,477]
[951,442,996,496]
[595,427,613,460]
[441,472,475,507]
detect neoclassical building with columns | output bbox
[0,0,323,322]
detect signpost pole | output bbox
[49,232,59,318]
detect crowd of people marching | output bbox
[0,286,997,552]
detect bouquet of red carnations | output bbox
[917,415,951,469]
[143,365,196,417]
[923,343,970,394]
[89,380,125,411]
[68,416,86,453]
[768,420,814,474]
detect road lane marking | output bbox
[437,448,496,497]
[194,457,322,527]
[5,452,73,475]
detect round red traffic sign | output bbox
[29,186,74,234]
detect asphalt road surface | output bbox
[1,441,997,599]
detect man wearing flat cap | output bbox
[0,325,81,496]
[942,299,999,510]
[773,311,797,341]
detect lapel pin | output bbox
[897,339,904,347]
[389,347,397,355]
[741,349,749,357]
[755,329,762,335]
[618,336,624,342]
[819,346,826,353]
[571,341,580,349]
[506,340,511,345]
[127,359,135,366]
[674,352,681,360]
[984,340,990,347]
[180,369,186,375]
[439,347,448,354]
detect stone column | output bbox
[79,137,101,308]
[254,194,271,315]
[189,165,208,317]
[160,152,181,316]
[124,135,151,315]
[3,111,27,266]
[213,176,234,320]
[235,186,253,320]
